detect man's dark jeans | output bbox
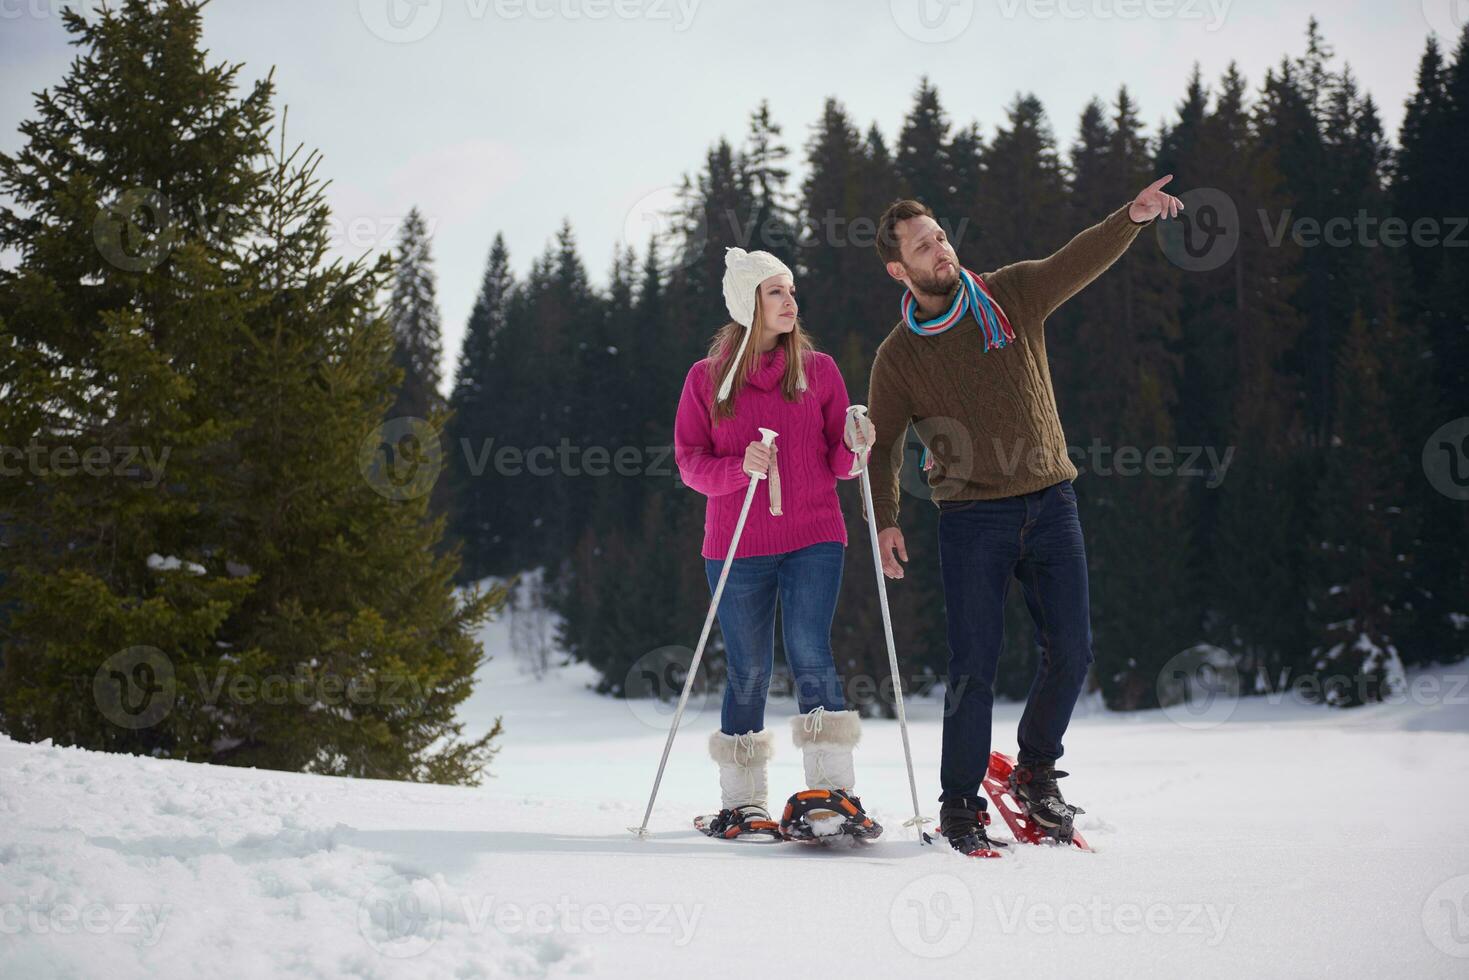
[936,479,1094,801]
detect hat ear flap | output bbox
[722,248,754,328]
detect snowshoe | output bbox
[937,795,1006,858]
[982,751,1091,851]
[693,805,783,842]
[779,789,883,843]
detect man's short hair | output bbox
[876,199,934,266]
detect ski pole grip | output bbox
[748,427,778,482]
[844,405,872,470]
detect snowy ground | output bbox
[4,596,1469,979]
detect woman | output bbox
[673,246,878,842]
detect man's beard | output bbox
[906,261,961,301]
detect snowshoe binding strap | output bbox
[938,797,1006,858]
[779,789,883,842]
[1009,764,1085,841]
[695,806,782,842]
[982,751,1092,851]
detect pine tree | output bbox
[546,222,602,568]
[1043,99,1111,408]
[0,0,273,756]
[670,140,757,333]
[1430,28,1469,664]
[1258,46,1332,447]
[741,100,797,268]
[591,243,640,529]
[1323,73,1395,328]
[386,207,446,424]
[1197,63,1312,687]
[852,124,906,354]
[485,222,606,580]
[631,237,680,447]
[976,94,1068,272]
[1307,313,1410,705]
[1297,17,1336,117]
[220,130,504,781]
[896,78,957,226]
[1394,37,1450,307]
[799,98,868,345]
[948,120,984,257]
[1058,88,1194,708]
[0,0,504,781]
[446,234,515,581]
[1389,31,1469,667]
[558,491,707,700]
[1156,67,1227,452]
[1431,26,1469,415]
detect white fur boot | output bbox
[791,707,861,791]
[708,729,775,812]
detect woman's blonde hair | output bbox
[706,285,814,424]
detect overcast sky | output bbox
[1,1,1457,388]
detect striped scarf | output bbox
[901,267,1015,471]
[900,265,1015,351]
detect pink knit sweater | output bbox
[674,346,862,559]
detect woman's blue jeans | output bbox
[704,541,848,736]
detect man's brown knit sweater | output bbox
[866,203,1150,531]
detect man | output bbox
[865,176,1183,856]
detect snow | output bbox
[4,601,1469,978]
[145,554,206,575]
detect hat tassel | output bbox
[716,323,753,402]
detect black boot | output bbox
[1009,763,1085,841]
[938,795,1004,857]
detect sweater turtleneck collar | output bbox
[745,344,787,392]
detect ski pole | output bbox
[846,404,932,843]
[630,427,779,839]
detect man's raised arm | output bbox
[990,174,1184,322]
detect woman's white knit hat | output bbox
[722,247,791,327]
[716,247,804,402]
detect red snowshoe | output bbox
[982,751,1091,851]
